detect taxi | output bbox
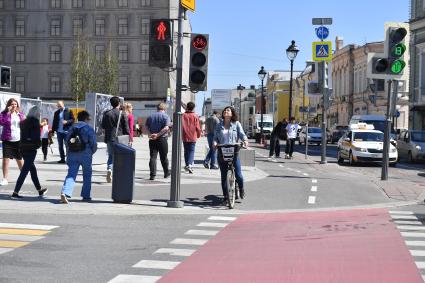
[336,123,398,166]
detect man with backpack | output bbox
[60,111,97,204]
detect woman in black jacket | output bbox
[11,106,47,199]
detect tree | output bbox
[97,42,119,97]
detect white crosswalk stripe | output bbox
[133,260,180,270]
[154,248,195,257]
[108,275,161,283]
[197,222,228,228]
[185,230,219,236]
[208,216,236,221]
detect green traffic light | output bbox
[392,43,406,57]
[390,59,406,74]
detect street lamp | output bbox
[286,40,299,119]
[258,66,267,144]
[237,84,245,125]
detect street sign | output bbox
[394,110,400,118]
[312,18,333,25]
[312,41,332,61]
[316,26,329,40]
[181,0,195,12]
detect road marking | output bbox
[401,232,425,238]
[410,250,425,256]
[406,241,425,247]
[0,234,44,242]
[170,238,208,246]
[311,186,318,192]
[394,220,422,225]
[185,230,218,236]
[0,247,13,254]
[389,211,414,215]
[108,274,161,283]
[208,216,236,221]
[279,165,284,167]
[312,179,318,183]
[391,215,418,220]
[416,262,425,269]
[0,223,58,230]
[0,240,29,248]
[397,225,425,231]
[308,196,316,204]
[197,222,228,228]
[154,248,195,257]
[133,260,180,270]
[303,173,309,176]
[295,170,302,173]
[0,228,50,236]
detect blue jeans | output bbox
[183,142,196,167]
[107,142,114,171]
[218,156,243,198]
[204,133,217,167]
[61,152,93,199]
[14,150,41,193]
[57,132,67,161]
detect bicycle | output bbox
[217,143,244,209]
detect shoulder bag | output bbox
[116,110,130,145]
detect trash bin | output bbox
[112,143,136,203]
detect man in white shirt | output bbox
[285,117,299,159]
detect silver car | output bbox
[396,130,425,163]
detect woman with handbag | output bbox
[11,106,47,199]
[124,102,134,147]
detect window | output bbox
[119,76,128,93]
[118,45,128,61]
[15,45,25,62]
[15,0,25,9]
[95,45,105,60]
[377,79,385,91]
[141,0,151,6]
[140,75,151,92]
[95,19,105,36]
[15,76,25,93]
[15,20,25,36]
[0,20,3,36]
[73,18,83,36]
[0,46,3,62]
[72,0,82,8]
[140,44,149,62]
[118,18,128,35]
[118,0,128,7]
[50,45,61,62]
[96,0,104,7]
[141,19,149,35]
[50,76,60,93]
[51,0,61,8]
[50,19,61,36]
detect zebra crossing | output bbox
[390,210,425,281]
[0,222,58,255]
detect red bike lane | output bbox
[159,208,423,283]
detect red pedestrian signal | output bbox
[149,19,173,67]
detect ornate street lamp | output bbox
[286,40,299,119]
[258,66,267,144]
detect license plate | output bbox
[222,147,234,154]
[371,154,379,158]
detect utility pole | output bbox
[381,79,397,181]
[320,61,327,164]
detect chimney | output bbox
[336,36,344,51]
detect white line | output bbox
[410,250,425,257]
[133,260,180,270]
[311,186,318,192]
[154,248,195,257]
[312,179,318,183]
[391,215,418,220]
[279,165,284,167]
[0,247,13,255]
[394,221,422,225]
[401,232,425,237]
[308,196,316,204]
[185,230,218,236]
[0,234,44,242]
[170,238,208,246]
[405,241,425,247]
[416,262,425,269]
[397,225,425,231]
[0,223,58,230]
[303,173,309,176]
[108,275,161,283]
[389,211,414,215]
[208,216,236,221]
[197,222,228,228]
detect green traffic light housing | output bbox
[391,43,406,57]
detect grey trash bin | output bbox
[112,143,136,203]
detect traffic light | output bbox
[189,34,209,91]
[0,66,11,89]
[149,19,172,68]
[386,27,407,75]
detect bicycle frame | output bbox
[217,143,242,209]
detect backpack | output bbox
[20,118,41,152]
[67,127,86,152]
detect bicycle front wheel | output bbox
[226,169,236,209]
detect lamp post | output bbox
[286,40,299,119]
[237,84,245,125]
[258,66,267,144]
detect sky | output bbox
[189,0,409,114]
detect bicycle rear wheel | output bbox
[226,169,236,209]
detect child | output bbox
[40,118,50,161]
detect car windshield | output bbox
[308,128,322,133]
[353,132,384,142]
[259,122,273,128]
[411,131,425,142]
[358,120,385,132]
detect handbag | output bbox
[115,110,130,145]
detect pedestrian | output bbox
[285,117,299,159]
[60,110,97,204]
[213,106,248,204]
[101,96,130,183]
[268,118,287,159]
[40,118,50,161]
[51,101,75,164]
[203,111,220,169]
[182,102,201,173]
[0,98,24,186]
[145,102,171,181]
[124,102,134,147]
[11,106,47,199]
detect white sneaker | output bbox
[106,170,112,183]
[0,179,8,186]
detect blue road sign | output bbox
[395,110,400,118]
[316,26,329,40]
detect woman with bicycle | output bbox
[213,106,248,205]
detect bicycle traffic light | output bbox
[0,66,11,89]
[149,19,173,68]
[189,34,209,91]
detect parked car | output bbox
[396,130,425,163]
[327,125,349,144]
[299,127,322,145]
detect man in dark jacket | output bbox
[268,118,288,159]
[52,101,75,163]
[101,96,130,183]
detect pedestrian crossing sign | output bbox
[312,41,332,61]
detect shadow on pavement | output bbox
[151,194,225,209]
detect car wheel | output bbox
[408,151,414,163]
[337,149,344,164]
[349,151,355,166]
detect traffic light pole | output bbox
[320,62,327,164]
[168,6,185,208]
[381,79,393,181]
